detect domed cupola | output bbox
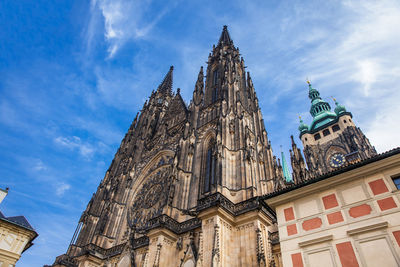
[333,98,346,115]
[308,81,333,117]
[298,116,309,133]
[300,80,337,134]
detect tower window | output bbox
[314,133,321,141]
[323,129,331,136]
[213,70,219,86]
[332,124,340,132]
[204,141,216,193]
[392,175,400,190]
[212,88,218,103]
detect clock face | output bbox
[329,153,346,168]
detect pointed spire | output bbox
[218,25,233,47]
[195,66,204,92]
[290,135,296,146]
[157,66,173,95]
[281,147,293,183]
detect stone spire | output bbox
[218,25,233,47]
[289,135,308,184]
[193,66,204,106]
[157,66,173,95]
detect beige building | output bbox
[265,148,400,267]
[51,26,395,267]
[0,188,38,266]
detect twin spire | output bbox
[156,25,233,96]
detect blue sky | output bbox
[1,0,399,265]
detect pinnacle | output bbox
[218,25,233,47]
[157,66,173,95]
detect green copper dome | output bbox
[334,98,346,115]
[306,81,337,132]
[298,81,352,136]
[298,117,308,133]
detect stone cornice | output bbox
[197,192,276,220]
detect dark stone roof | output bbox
[0,212,36,233]
[262,147,400,200]
[6,216,34,230]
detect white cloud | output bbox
[89,0,173,58]
[54,136,95,158]
[33,159,47,171]
[56,182,71,197]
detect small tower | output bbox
[281,147,293,183]
[290,135,309,184]
[298,81,377,175]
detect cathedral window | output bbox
[204,140,216,193]
[392,175,400,190]
[213,70,219,86]
[314,133,321,141]
[323,129,331,136]
[212,87,218,103]
[332,124,340,132]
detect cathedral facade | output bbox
[51,26,397,267]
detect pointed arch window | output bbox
[213,70,219,86]
[211,70,219,103]
[212,88,218,103]
[204,140,216,193]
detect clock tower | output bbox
[297,81,377,176]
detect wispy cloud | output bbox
[56,182,71,196]
[89,0,174,58]
[54,136,95,158]
[33,159,47,171]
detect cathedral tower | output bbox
[52,26,282,267]
[297,81,377,176]
[184,25,277,204]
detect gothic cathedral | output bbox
[52,26,381,267]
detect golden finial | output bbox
[306,78,311,85]
[331,96,336,102]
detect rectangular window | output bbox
[314,133,321,141]
[323,129,331,136]
[392,175,400,190]
[332,124,340,132]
